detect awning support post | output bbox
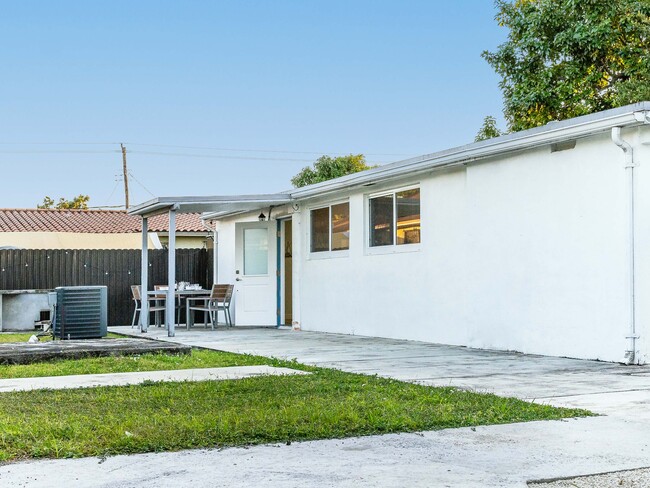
[166,206,178,337]
[140,217,149,332]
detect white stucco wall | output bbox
[216,127,650,363]
[462,134,630,361]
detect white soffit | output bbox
[128,194,293,218]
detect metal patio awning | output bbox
[128,193,294,218]
[127,193,293,338]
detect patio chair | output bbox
[154,285,184,325]
[131,285,166,328]
[186,284,234,329]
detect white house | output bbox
[129,102,650,364]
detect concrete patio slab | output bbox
[0,325,647,487]
[0,365,308,393]
[109,326,645,411]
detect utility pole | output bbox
[121,143,130,209]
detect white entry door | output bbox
[234,222,277,325]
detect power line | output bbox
[127,171,157,198]
[128,150,390,165]
[128,150,331,162]
[0,148,391,164]
[0,141,410,157]
[125,142,410,157]
[0,142,120,145]
[103,180,122,207]
[0,150,118,154]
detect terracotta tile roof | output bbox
[0,209,205,234]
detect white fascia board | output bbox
[289,103,650,200]
[128,197,161,216]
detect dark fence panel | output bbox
[0,249,212,326]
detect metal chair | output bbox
[130,285,166,328]
[186,284,234,329]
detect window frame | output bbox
[308,200,350,259]
[366,185,421,254]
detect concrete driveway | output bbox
[1,326,649,487]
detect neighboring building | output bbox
[0,209,208,249]
[129,102,650,364]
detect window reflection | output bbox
[310,207,329,253]
[331,203,350,251]
[396,188,420,245]
[369,194,394,247]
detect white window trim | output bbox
[308,200,350,259]
[365,184,421,255]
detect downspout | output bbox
[611,127,637,364]
[203,219,218,284]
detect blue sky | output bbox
[0,1,506,208]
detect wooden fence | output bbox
[0,249,213,326]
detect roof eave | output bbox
[289,102,650,200]
[129,102,650,221]
[128,194,293,218]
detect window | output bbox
[396,188,421,245]
[310,202,350,253]
[243,228,269,275]
[369,187,420,247]
[369,195,393,246]
[311,207,329,252]
[331,203,350,251]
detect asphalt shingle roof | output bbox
[0,209,205,234]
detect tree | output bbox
[475,115,503,142]
[37,194,90,209]
[482,0,650,132]
[291,154,373,188]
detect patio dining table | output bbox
[146,289,210,327]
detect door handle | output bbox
[236,278,243,282]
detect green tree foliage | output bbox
[37,194,90,210]
[291,154,373,188]
[475,115,504,141]
[482,0,650,132]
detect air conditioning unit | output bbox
[54,286,108,340]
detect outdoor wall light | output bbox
[258,212,266,221]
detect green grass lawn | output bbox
[0,332,122,344]
[0,332,53,343]
[0,348,272,379]
[0,346,593,462]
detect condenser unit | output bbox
[54,286,108,339]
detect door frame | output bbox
[277,217,293,327]
[276,219,281,327]
[234,221,277,326]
